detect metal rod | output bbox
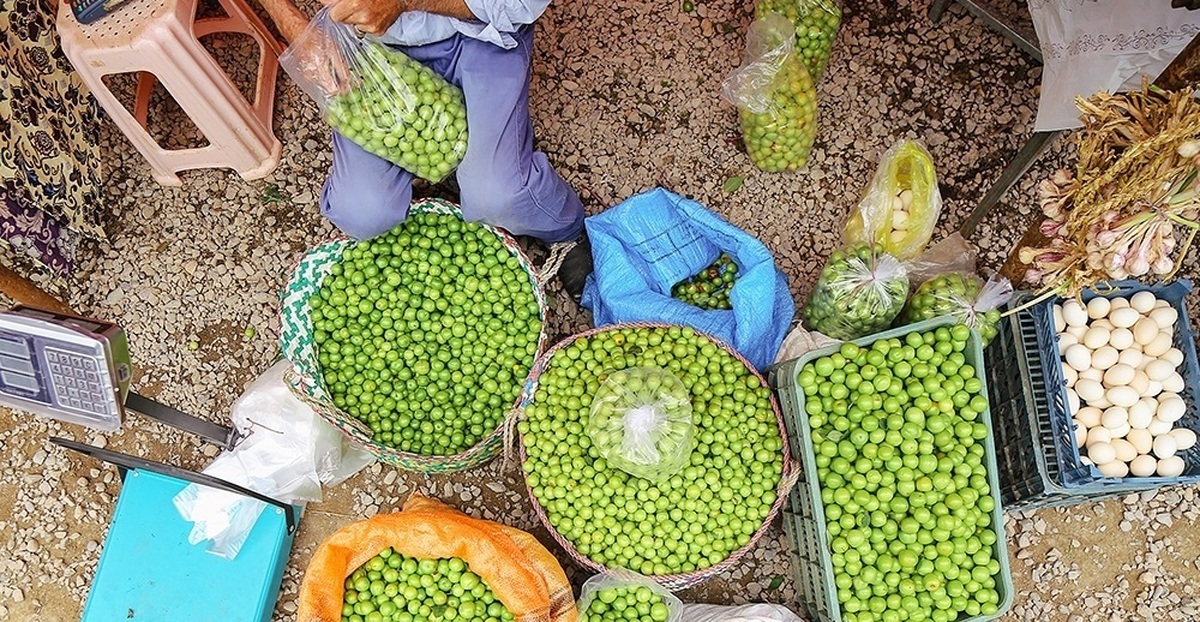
[50,437,298,534]
[125,392,240,450]
[929,0,952,22]
[959,131,1061,237]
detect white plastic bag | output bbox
[173,361,373,559]
[773,320,841,364]
[721,13,819,172]
[578,571,684,622]
[1029,0,1200,131]
[587,368,695,482]
[680,603,804,622]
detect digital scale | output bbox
[0,305,297,622]
[68,0,134,25]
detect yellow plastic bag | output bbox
[299,494,577,622]
[843,140,942,260]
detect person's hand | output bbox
[327,0,408,36]
[1173,0,1200,10]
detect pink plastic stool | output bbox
[57,0,284,186]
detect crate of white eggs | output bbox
[1043,280,1200,487]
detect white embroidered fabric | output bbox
[1028,0,1200,131]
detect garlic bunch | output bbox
[1054,291,1194,478]
[889,189,914,248]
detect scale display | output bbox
[0,307,131,431]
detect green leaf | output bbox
[723,176,745,194]
[768,575,784,590]
[260,184,288,204]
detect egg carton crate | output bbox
[984,280,1200,511]
[769,317,1014,622]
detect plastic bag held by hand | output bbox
[173,361,373,560]
[680,603,804,622]
[803,243,909,341]
[900,273,1013,345]
[279,8,468,182]
[587,368,695,481]
[844,140,942,260]
[722,13,818,172]
[754,0,842,80]
[577,571,683,622]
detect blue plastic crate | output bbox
[1027,280,1200,489]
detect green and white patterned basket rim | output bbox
[279,198,551,473]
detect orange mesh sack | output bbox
[299,494,577,622]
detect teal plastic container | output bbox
[768,317,1014,622]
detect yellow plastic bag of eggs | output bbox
[1053,289,1194,479]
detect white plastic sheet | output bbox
[680,604,803,622]
[1029,0,1200,131]
[173,361,373,559]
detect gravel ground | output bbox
[2,0,1199,620]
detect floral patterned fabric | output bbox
[1,0,106,274]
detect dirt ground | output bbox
[1,0,1198,620]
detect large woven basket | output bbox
[514,323,799,591]
[280,198,550,473]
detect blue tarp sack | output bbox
[581,188,794,370]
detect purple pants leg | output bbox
[320,27,584,243]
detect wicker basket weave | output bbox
[514,322,799,591]
[280,198,550,473]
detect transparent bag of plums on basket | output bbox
[587,367,696,482]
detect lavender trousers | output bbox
[321,27,584,243]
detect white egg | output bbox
[1053,305,1066,333]
[1107,328,1135,351]
[1128,429,1154,454]
[1110,296,1131,310]
[1086,296,1112,319]
[1091,395,1113,409]
[1128,400,1154,429]
[1130,291,1157,313]
[1110,307,1140,329]
[1089,346,1119,371]
[1064,344,1092,372]
[1117,348,1144,369]
[1150,306,1179,330]
[1144,332,1173,358]
[1130,454,1158,477]
[1101,407,1129,430]
[1074,379,1106,404]
[1153,299,1170,309]
[1145,359,1176,382]
[1067,389,1081,414]
[1063,364,1078,387]
[1058,332,1080,355]
[1130,371,1151,397]
[1106,386,1140,408]
[1148,416,1174,437]
[1074,422,1088,448]
[1162,347,1185,367]
[1087,426,1113,446]
[1097,460,1129,478]
[1062,300,1088,327]
[1157,456,1186,478]
[1107,423,1132,439]
[1171,428,1197,451]
[1079,367,1104,383]
[1075,407,1103,428]
[1082,326,1110,350]
[1102,364,1135,387]
[1067,325,1088,340]
[1111,439,1138,463]
[1157,396,1187,423]
[1087,441,1117,465]
[1163,372,1185,394]
[1132,318,1159,346]
[1145,380,1164,398]
[1154,434,1179,458]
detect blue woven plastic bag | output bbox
[581,188,794,370]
